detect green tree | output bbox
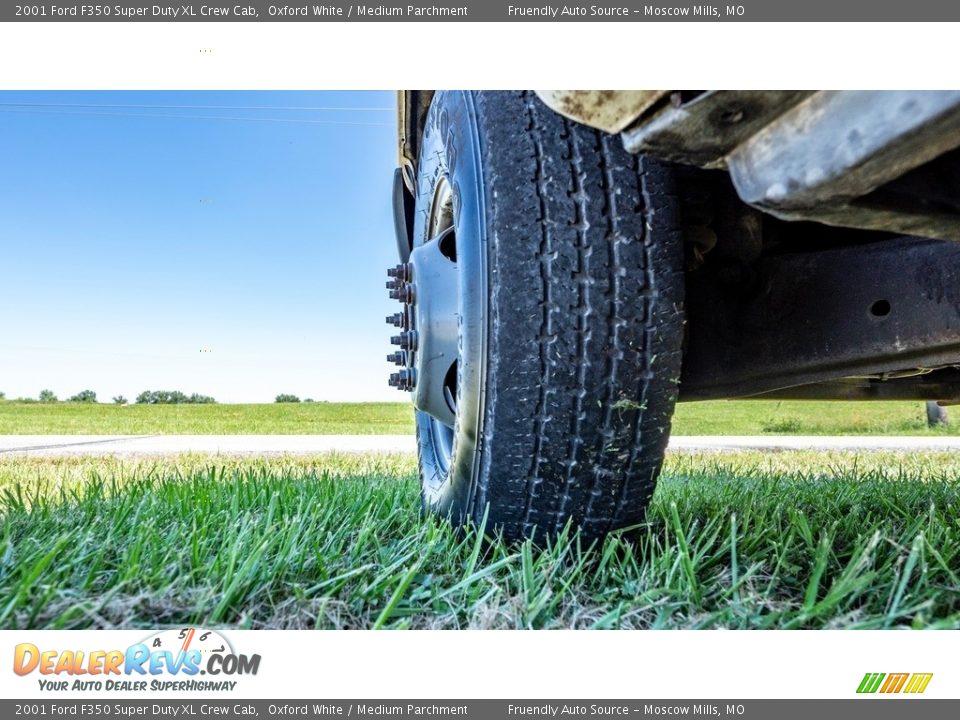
[38,389,58,403]
[113,395,128,405]
[136,390,216,404]
[136,390,185,404]
[275,394,300,403]
[68,389,97,403]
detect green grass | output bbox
[673,400,956,436]
[2,451,958,629]
[0,402,412,435]
[0,399,954,435]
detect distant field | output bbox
[0,402,411,435]
[676,399,954,435]
[2,450,957,629]
[0,399,954,435]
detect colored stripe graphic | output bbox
[904,673,934,694]
[857,673,885,693]
[880,673,909,693]
[857,672,932,694]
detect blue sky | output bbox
[0,91,404,403]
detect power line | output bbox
[0,102,394,112]
[0,107,393,127]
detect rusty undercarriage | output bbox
[395,90,960,405]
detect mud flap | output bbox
[393,168,414,262]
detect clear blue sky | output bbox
[0,91,404,403]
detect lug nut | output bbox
[384,263,417,391]
[389,285,414,304]
[397,331,417,350]
[389,333,416,349]
[387,368,416,391]
[387,263,412,281]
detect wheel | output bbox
[385,91,685,541]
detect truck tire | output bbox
[392,90,684,541]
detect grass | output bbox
[0,402,412,435]
[1,451,958,629]
[0,399,954,436]
[674,400,958,436]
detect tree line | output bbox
[0,391,318,404]
[0,390,216,405]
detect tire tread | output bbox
[424,90,684,541]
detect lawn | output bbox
[2,451,958,629]
[0,399,955,435]
[0,402,412,435]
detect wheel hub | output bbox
[385,227,459,428]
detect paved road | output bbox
[0,435,416,456]
[1,434,960,456]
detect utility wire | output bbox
[0,107,392,127]
[0,102,394,112]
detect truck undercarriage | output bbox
[388,90,960,539]
[397,90,960,405]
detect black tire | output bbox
[412,91,684,541]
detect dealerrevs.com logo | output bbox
[13,628,261,693]
[857,672,933,695]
